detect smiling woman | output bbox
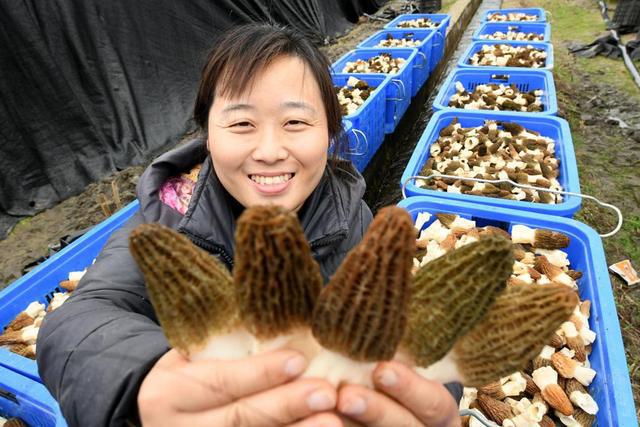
[36,23,460,427]
[208,55,329,211]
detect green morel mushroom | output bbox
[401,235,513,368]
[415,283,578,387]
[129,223,243,359]
[305,206,415,386]
[234,205,323,350]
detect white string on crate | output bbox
[402,174,623,237]
[459,409,500,426]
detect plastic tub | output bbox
[384,14,451,71]
[0,201,140,382]
[483,8,547,22]
[400,109,581,217]
[332,48,418,133]
[432,67,557,115]
[0,365,67,426]
[357,30,434,96]
[458,40,554,70]
[397,196,638,427]
[473,22,551,42]
[333,73,389,171]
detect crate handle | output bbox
[459,409,499,427]
[0,387,19,405]
[402,174,623,238]
[414,51,428,69]
[389,78,406,100]
[432,30,445,50]
[347,128,369,156]
[490,74,510,81]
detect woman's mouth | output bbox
[249,173,295,195]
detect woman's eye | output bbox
[231,121,252,128]
[286,120,308,127]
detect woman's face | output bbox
[207,55,329,211]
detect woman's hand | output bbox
[337,362,461,427]
[138,349,342,426]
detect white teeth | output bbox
[250,174,292,185]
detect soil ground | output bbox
[1,0,639,417]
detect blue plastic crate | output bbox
[400,110,581,217]
[459,41,554,70]
[0,201,139,382]
[397,196,638,427]
[333,73,389,171]
[384,14,450,72]
[432,67,558,115]
[332,48,418,134]
[473,22,551,42]
[357,30,434,96]
[483,8,547,22]
[0,365,66,426]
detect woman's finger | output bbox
[372,362,461,427]
[285,412,343,427]
[198,378,337,426]
[166,349,309,411]
[337,384,423,427]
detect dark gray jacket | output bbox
[36,137,374,426]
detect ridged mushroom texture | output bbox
[305,206,415,387]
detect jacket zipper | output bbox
[310,231,348,250]
[183,232,235,269]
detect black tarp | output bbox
[0,0,384,237]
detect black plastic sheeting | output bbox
[612,0,640,34]
[0,0,383,237]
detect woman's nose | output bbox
[251,128,288,163]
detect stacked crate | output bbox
[399,7,637,427]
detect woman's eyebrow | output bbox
[280,101,316,113]
[221,104,255,114]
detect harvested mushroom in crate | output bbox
[487,12,539,22]
[396,17,439,28]
[334,77,377,116]
[0,416,29,427]
[469,44,547,68]
[0,269,85,359]
[411,212,599,426]
[416,118,563,203]
[479,28,545,42]
[341,53,406,74]
[448,81,544,112]
[376,32,422,48]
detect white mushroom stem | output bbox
[49,292,70,311]
[68,269,87,282]
[414,212,432,231]
[556,412,581,427]
[191,328,256,361]
[561,322,581,343]
[414,350,462,384]
[459,387,477,410]
[303,348,376,388]
[511,225,536,245]
[449,216,476,230]
[569,391,599,415]
[532,366,558,390]
[25,301,46,318]
[535,249,570,268]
